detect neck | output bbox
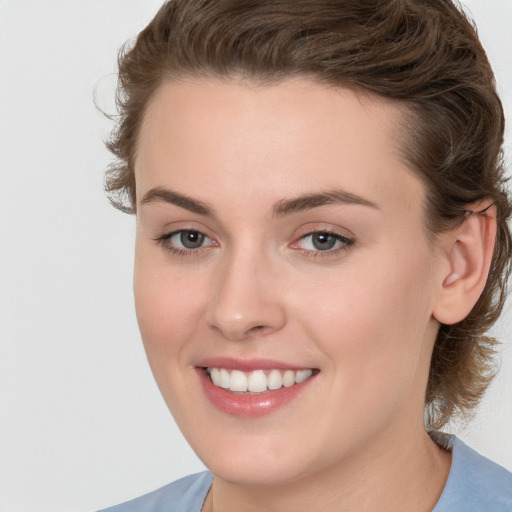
[204,427,451,512]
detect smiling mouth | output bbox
[205,367,316,393]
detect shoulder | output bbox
[433,435,512,512]
[96,471,213,512]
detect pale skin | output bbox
[133,78,496,511]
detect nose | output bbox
[206,250,287,341]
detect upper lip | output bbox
[196,357,314,372]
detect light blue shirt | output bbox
[98,436,512,511]
[432,436,512,511]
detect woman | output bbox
[99,0,512,510]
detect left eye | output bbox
[297,232,352,251]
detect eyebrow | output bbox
[141,187,213,216]
[272,189,379,217]
[140,186,378,217]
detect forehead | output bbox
[135,77,425,218]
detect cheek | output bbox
[133,246,207,363]
[133,250,213,425]
[295,245,436,393]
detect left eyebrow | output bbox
[272,189,379,218]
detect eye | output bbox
[155,229,216,254]
[302,233,340,251]
[173,230,206,249]
[293,231,354,255]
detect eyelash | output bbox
[294,231,354,259]
[154,230,216,256]
[154,229,355,258]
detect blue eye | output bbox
[308,233,338,251]
[155,229,215,254]
[174,230,206,249]
[298,232,353,252]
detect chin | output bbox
[184,420,330,488]
[206,454,311,487]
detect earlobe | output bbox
[432,202,496,325]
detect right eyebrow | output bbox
[140,187,214,216]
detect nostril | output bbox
[206,282,287,340]
[248,325,272,337]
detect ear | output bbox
[432,202,496,325]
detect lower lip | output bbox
[197,369,316,418]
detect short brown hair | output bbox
[106,0,512,429]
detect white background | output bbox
[1,1,511,511]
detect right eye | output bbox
[155,229,216,254]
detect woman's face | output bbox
[134,78,444,486]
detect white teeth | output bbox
[207,367,314,393]
[247,370,267,392]
[210,368,221,386]
[219,368,230,389]
[229,370,248,392]
[295,369,313,384]
[210,367,231,389]
[282,370,295,388]
[267,369,283,390]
